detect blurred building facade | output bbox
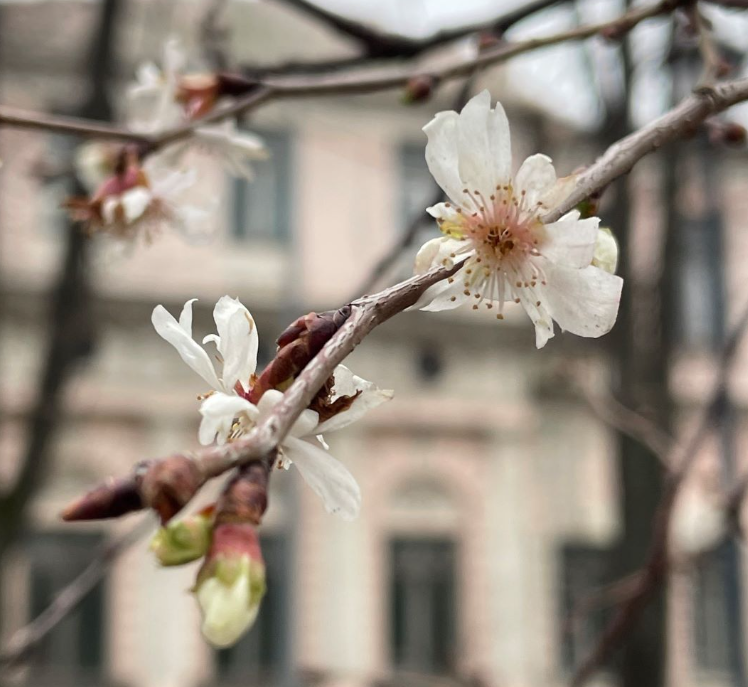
[0,2,747,687]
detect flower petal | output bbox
[211,296,259,392]
[152,304,221,390]
[426,202,466,239]
[178,298,197,336]
[542,211,599,269]
[456,90,498,197]
[414,236,467,275]
[121,187,152,223]
[543,262,623,338]
[194,122,269,180]
[316,365,393,434]
[283,436,361,520]
[198,392,258,446]
[515,153,557,208]
[418,276,472,313]
[423,110,463,202]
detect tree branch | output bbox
[569,298,748,687]
[271,0,566,58]
[0,0,684,154]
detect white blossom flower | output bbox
[152,297,393,520]
[66,155,211,242]
[413,90,623,349]
[670,478,727,558]
[126,40,268,179]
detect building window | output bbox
[693,543,730,674]
[25,531,106,685]
[214,535,288,685]
[395,144,441,280]
[675,210,723,350]
[558,543,611,672]
[390,537,457,675]
[232,130,292,243]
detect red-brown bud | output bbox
[401,75,437,104]
[249,306,352,403]
[140,455,204,524]
[61,475,143,521]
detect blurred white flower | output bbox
[413,90,623,349]
[66,154,211,242]
[125,40,268,179]
[670,481,727,558]
[152,297,393,520]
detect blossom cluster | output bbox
[150,296,392,646]
[64,68,625,649]
[67,41,267,243]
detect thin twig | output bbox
[0,0,682,152]
[576,382,674,467]
[272,0,565,58]
[0,518,152,671]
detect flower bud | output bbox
[592,227,619,274]
[194,523,266,648]
[401,75,437,104]
[150,509,213,566]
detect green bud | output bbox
[592,227,619,274]
[150,511,212,566]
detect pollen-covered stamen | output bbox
[445,183,546,317]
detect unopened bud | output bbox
[707,120,747,147]
[194,523,266,647]
[592,227,619,275]
[150,508,213,566]
[177,74,221,120]
[401,75,437,105]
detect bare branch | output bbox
[0,0,684,153]
[0,519,151,671]
[272,0,565,57]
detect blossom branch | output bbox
[63,72,748,524]
[62,261,463,523]
[0,519,151,671]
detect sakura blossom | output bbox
[126,40,268,179]
[152,296,393,520]
[65,153,210,242]
[413,90,623,349]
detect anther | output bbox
[497,314,504,320]
[472,304,479,310]
[536,301,541,306]
[450,296,457,302]
[515,281,522,288]
[514,298,520,303]
[464,289,471,296]
[448,277,455,284]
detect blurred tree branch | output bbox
[0,519,151,671]
[0,0,684,154]
[0,0,121,550]
[271,0,565,58]
[570,297,748,686]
